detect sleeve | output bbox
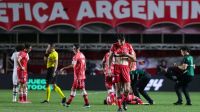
[183,57,188,64]
[110,44,115,53]
[129,44,134,55]
[72,56,77,65]
[11,52,15,60]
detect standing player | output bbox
[11,45,23,102]
[60,44,90,108]
[41,43,66,105]
[108,36,136,112]
[17,44,32,103]
[130,69,154,105]
[173,47,194,105]
[102,52,115,105]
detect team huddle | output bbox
[11,36,195,112]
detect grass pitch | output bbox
[0,90,199,112]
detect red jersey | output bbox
[102,52,114,76]
[72,51,86,80]
[110,42,134,58]
[17,51,29,72]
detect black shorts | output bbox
[46,67,57,84]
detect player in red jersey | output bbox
[108,36,136,112]
[60,44,90,108]
[17,44,32,103]
[102,52,116,105]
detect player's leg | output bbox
[18,83,23,102]
[79,80,90,107]
[82,88,90,108]
[66,80,77,106]
[53,84,66,105]
[17,70,24,102]
[66,88,76,107]
[182,76,192,105]
[12,72,18,102]
[115,82,123,112]
[122,82,130,110]
[41,68,53,103]
[174,81,183,105]
[121,66,131,111]
[138,78,154,104]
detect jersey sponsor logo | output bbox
[145,79,164,91]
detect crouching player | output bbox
[130,69,154,105]
[17,44,32,103]
[102,52,116,105]
[105,92,143,105]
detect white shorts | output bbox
[12,70,18,85]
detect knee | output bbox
[124,88,130,94]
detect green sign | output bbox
[27,78,46,90]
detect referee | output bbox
[41,43,66,105]
[174,47,194,105]
[130,69,154,105]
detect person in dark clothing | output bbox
[130,69,154,105]
[173,47,195,105]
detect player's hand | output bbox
[173,63,178,67]
[108,69,112,77]
[52,71,56,77]
[21,67,25,71]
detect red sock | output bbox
[19,94,23,101]
[123,93,128,102]
[67,95,74,104]
[23,94,27,101]
[117,97,122,109]
[83,95,89,105]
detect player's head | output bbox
[117,35,125,45]
[48,43,56,52]
[180,46,190,56]
[73,44,80,53]
[24,43,32,53]
[15,44,24,52]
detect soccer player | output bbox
[17,44,32,103]
[11,45,23,102]
[102,52,115,105]
[60,44,90,108]
[108,36,136,112]
[173,47,194,105]
[130,69,154,105]
[41,43,66,105]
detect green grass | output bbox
[0,90,200,112]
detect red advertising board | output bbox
[1,0,200,31]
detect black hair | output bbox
[73,44,80,49]
[24,43,31,49]
[15,44,24,52]
[117,34,125,41]
[49,43,55,48]
[180,46,190,53]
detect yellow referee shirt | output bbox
[47,50,58,68]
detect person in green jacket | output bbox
[130,69,154,105]
[173,47,195,105]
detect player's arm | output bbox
[17,55,25,71]
[108,51,114,76]
[178,63,188,70]
[124,46,136,62]
[60,64,73,72]
[44,45,50,64]
[102,56,106,70]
